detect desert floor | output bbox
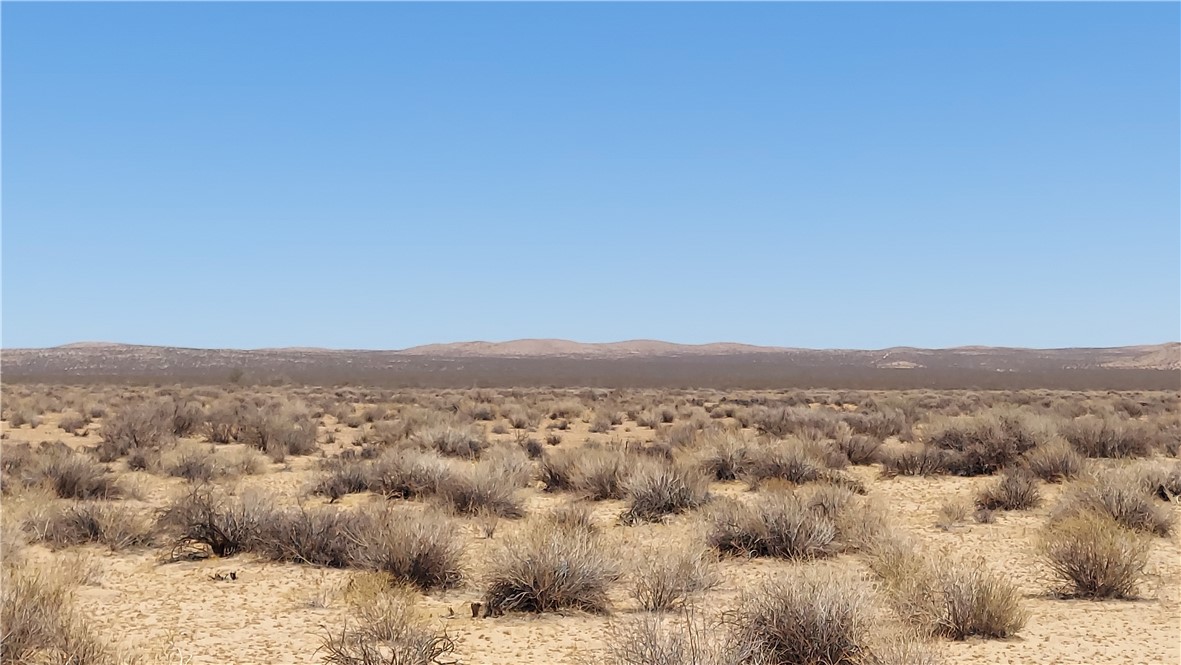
[2,392,1179,665]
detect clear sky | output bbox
[2,2,1178,350]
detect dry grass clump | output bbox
[1052,471,1175,536]
[621,459,711,524]
[350,506,464,591]
[866,531,1027,640]
[32,501,153,551]
[319,575,455,665]
[923,410,1049,475]
[706,493,838,560]
[1021,437,1084,482]
[628,542,719,611]
[731,567,873,665]
[1060,415,1159,458]
[975,469,1042,511]
[482,518,621,613]
[1,562,112,664]
[1038,511,1151,599]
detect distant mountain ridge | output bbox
[2,340,1176,389]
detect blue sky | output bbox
[3,3,1178,350]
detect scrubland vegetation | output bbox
[0,383,1178,663]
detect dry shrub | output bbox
[1120,459,1181,500]
[483,518,620,613]
[238,403,319,460]
[1,563,112,664]
[351,506,463,591]
[742,440,829,487]
[550,399,584,420]
[1021,437,1084,482]
[165,398,205,437]
[935,563,1027,639]
[409,423,488,459]
[880,445,949,477]
[867,531,1027,639]
[590,411,617,434]
[1061,415,1159,458]
[57,411,88,434]
[975,469,1042,511]
[98,403,173,460]
[538,449,577,492]
[731,567,872,665]
[314,458,374,502]
[602,611,743,665]
[707,493,837,560]
[753,406,843,439]
[924,411,1049,475]
[1038,511,1151,599]
[436,460,525,518]
[163,444,221,482]
[255,505,360,568]
[1054,471,1174,536]
[629,542,718,611]
[935,499,971,530]
[34,502,153,551]
[698,432,753,481]
[546,502,597,533]
[572,447,633,500]
[371,450,452,500]
[39,452,121,500]
[835,433,883,466]
[320,575,455,665]
[157,486,273,558]
[621,460,711,524]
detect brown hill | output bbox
[1,340,1176,389]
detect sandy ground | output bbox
[3,411,1179,665]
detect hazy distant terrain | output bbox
[2,340,1177,389]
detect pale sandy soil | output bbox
[3,410,1179,665]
